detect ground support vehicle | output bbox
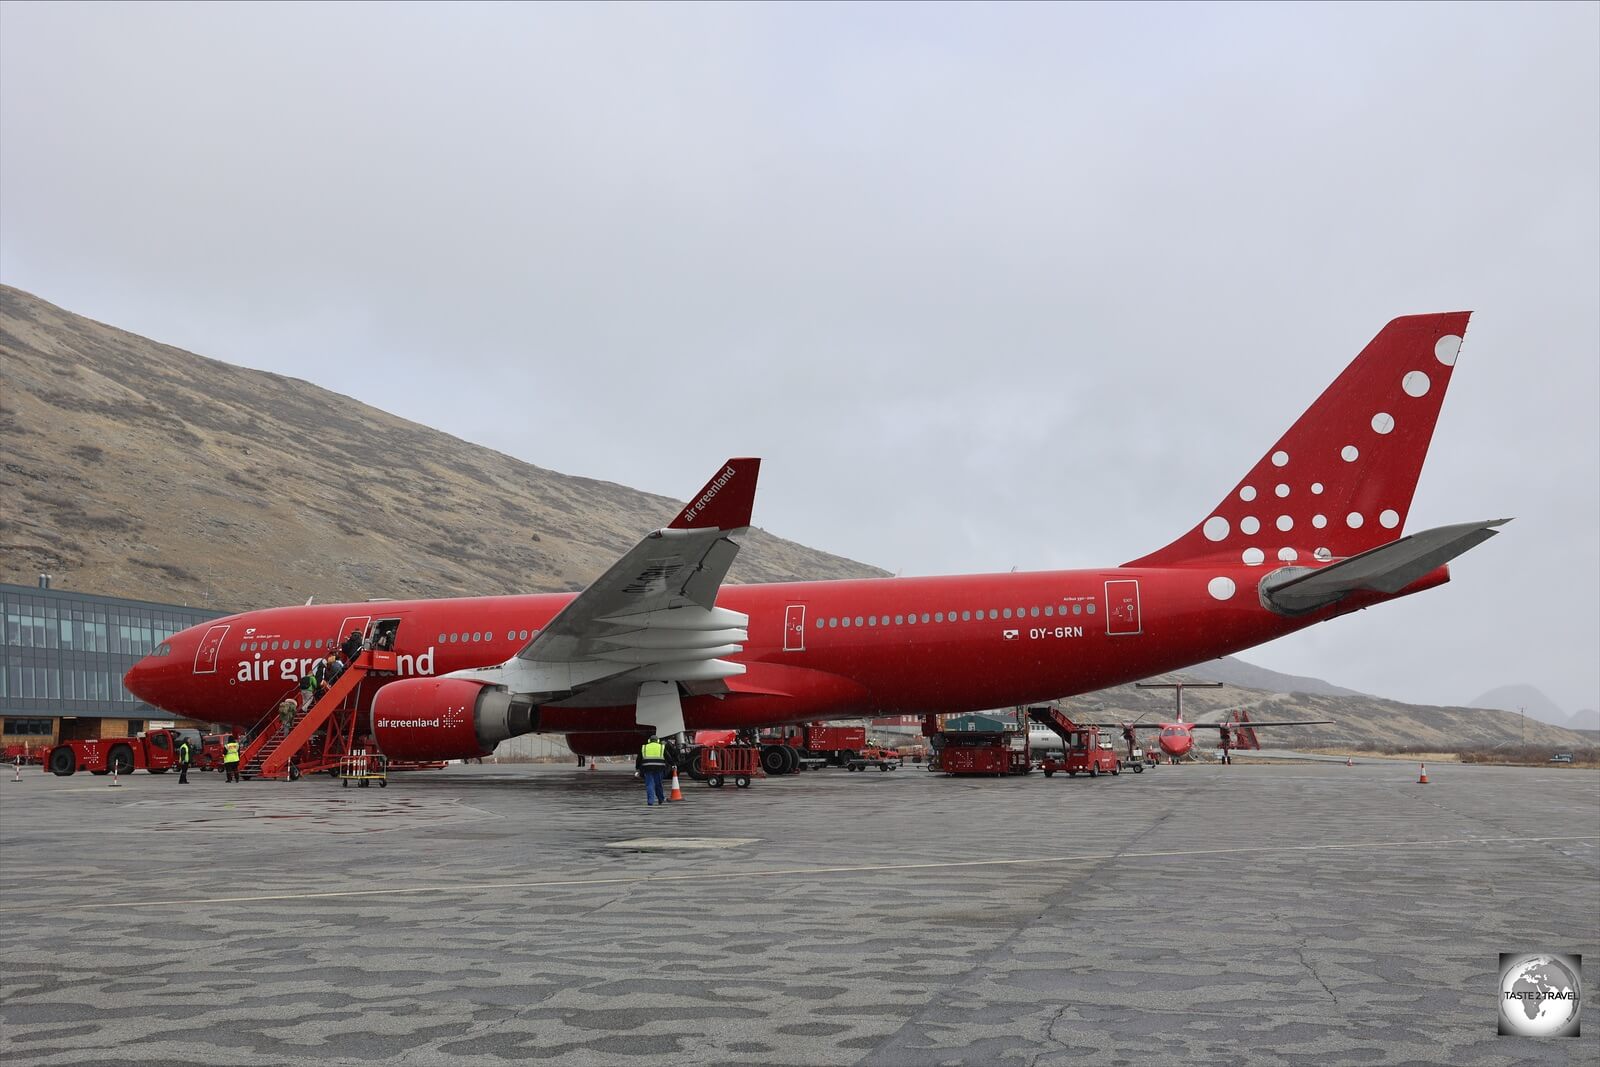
[934,730,1031,776]
[694,743,762,788]
[845,753,902,772]
[1120,748,1147,773]
[1027,707,1122,778]
[45,728,183,777]
[758,723,870,774]
[3,744,48,766]
[339,752,388,788]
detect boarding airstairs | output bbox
[239,651,391,779]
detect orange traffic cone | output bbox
[668,768,683,802]
[588,760,596,773]
[1417,762,1428,784]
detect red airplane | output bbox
[1120,715,1312,763]
[125,313,1506,765]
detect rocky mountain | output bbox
[1180,656,1367,698]
[0,285,888,610]
[1468,683,1571,726]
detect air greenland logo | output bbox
[680,465,737,525]
[234,646,436,683]
[378,718,441,730]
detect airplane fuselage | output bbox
[130,563,1445,739]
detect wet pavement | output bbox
[0,758,1596,1065]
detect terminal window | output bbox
[3,718,53,736]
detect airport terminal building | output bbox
[1,579,226,749]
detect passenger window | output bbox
[1073,604,1082,615]
[1002,609,1012,619]
[961,611,971,621]
[895,615,904,625]
[921,613,930,623]
[1030,607,1040,617]
[868,616,877,627]
[1087,602,1096,614]
[520,630,530,640]
[828,617,837,628]
[854,617,864,627]
[842,617,851,627]
[988,609,999,620]
[934,613,944,622]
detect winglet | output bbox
[669,458,761,531]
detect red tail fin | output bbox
[1127,313,1471,568]
[668,457,761,531]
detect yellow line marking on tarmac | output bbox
[13,834,1596,914]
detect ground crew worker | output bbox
[177,738,192,785]
[223,738,241,783]
[637,736,668,806]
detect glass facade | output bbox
[0,583,228,722]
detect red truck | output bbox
[1039,725,1122,778]
[759,723,870,774]
[45,728,184,777]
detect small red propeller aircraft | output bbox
[126,313,1505,765]
[1118,715,1323,763]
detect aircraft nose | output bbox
[123,658,155,704]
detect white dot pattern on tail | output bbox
[1402,371,1430,397]
[1207,577,1236,601]
[1435,334,1462,366]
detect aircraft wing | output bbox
[452,458,761,736]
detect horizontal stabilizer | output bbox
[1261,518,1509,614]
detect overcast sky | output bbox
[3,3,1596,715]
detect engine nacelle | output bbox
[369,677,536,760]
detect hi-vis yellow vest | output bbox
[223,741,240,763]
[641,741,665,761]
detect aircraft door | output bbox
[783,604,806,652]
[193,624,230,674]
[1104,580,1141,636]
[335,615,372,648]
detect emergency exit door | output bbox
[1104,580,1142,636]
[193,624,230,674]
[783,604,806,652]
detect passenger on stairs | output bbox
[278,698,297,732]
[340,630,364,663]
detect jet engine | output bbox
[368,677,536,760]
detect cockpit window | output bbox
[153,642,173,657]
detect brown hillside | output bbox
[0,285,888,609]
